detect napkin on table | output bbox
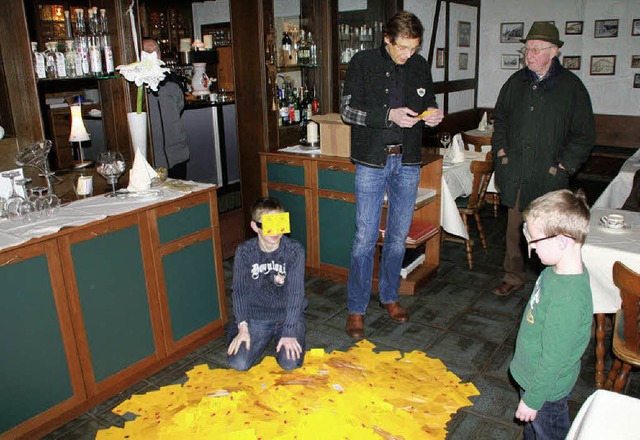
[127,148,158,192]
[477,112,488,131]
[445,134,465,164]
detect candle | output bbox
[203,34,213,49]
[307,121,319,143]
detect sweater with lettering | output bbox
[232,236,307,338]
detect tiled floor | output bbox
[43,205,639,440]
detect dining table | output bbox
[592,148,640,209]
[582,207,640,388]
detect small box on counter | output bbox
[312,113,351,158]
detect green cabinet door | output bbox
[318,195,356,269]
[163,238,221,343]
[71,223,155,383]
[268,188,307,252]
[0,246,76,433]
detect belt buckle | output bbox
[386,144,401,155]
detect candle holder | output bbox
[299,119,319,150]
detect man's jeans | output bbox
[227,318,306,371]
[519,388,571,440]
[347,155,420,314]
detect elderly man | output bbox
[341,11,444,338]
[491,22,595,296]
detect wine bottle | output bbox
[74,9,89,76]
[100,8,114,74]
[31,42,46,79]
[279,88,290,126]
[64,40,77,78]
[88,8,103,76]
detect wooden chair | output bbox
[461,132,501,217]
[444,156,494,269]
[604,261,640,393]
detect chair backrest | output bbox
[466,158,494,209]
[612,261,640,351]
[461,132,487,152]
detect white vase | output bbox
[127,112,148,160]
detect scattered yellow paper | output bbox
[96,340,479,440]
[261,212,290,236]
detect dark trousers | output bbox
[519,388,571,440]
[503,191,526,286]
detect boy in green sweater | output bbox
[510,189,592,440]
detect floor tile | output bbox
[425,332,499,376]
[463,374,521,424]
[447,310,518,345]
[446,410,522,440]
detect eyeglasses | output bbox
[518,45,555,56]
[522,223,574,257]
[255,221,263,229]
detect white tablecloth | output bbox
[566,389,640,440]
[592,149,640,209]
[583,208,640,314]
[440,150,496,240]
[0,181,213,252]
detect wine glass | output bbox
[438,132,452,150]
[96,151,126,197]
[2,170,25,220]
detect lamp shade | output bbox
[69,104,90,142]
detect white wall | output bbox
[478,0,640,115]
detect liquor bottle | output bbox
[74,9,89,76]
[299,86,308,122]
[100,9,114,74]
[44,42,58,79]
[304,87,313,119]
[31,42,46,79]
[54,42,68,78]
[298,30,309,65]
[281,32,292,65]
[64,40,77,78]
[308,32,317,65]
[88,8,103,76]
[279,87,290,126]
[64,10,73,40]
[292,89,301,124]
[312,86,320,115]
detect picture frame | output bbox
[594,19,619,38]
[565,21,583,35]
[500,22,524,43]
[631,55,640,69]
[459,53,468,70]
[436,48,445,68]
[458,21,471,47]
[590,55,616,75]
[562,56,581,70]
[501,54,520,70]
[635,74,640,89]
[633,19,640,36]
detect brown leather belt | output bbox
[385,144,402,155]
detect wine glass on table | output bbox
[96,151,126,197]
[438,132,451,150]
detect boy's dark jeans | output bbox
[519,388,571,440]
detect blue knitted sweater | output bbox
[231,236,307,337]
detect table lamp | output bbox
[69,103,92,168]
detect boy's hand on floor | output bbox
[227,327,250,355]
[515,399,538,422]
[276,337,302,360]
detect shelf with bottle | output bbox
[276,82,320,130]
[278,28,318,69]
[338,22,384,65]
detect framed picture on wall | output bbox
[565,21,583,35]
[459,53,469,70]
[500,22,524,43]
[631,55,640,68]
[501,54,520,70]
[436,48,445,68]
[635,74,640,88]
[563,56,581,70]
[590,55,616,75]
[633,19,640,36]
[458,21,471,47]
[594,19,619,38]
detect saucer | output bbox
[599,223,631,232]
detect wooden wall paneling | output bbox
[231,0,271,230]
[98,78,134,164]
[0,0,44,148]
[594,114,640,148]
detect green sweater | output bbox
[510,266,593,410]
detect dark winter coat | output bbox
[491,57,595,209]
[341,45,437,168]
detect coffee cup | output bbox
[600,214,625,229]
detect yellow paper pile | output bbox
[96,340,478,439]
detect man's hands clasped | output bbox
[389,107,444,128]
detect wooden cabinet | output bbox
[0,241,85,439]
[260,151,442,294]
[0,187,226,439]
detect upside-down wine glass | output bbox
[438,132,452,150]
[96,151,126,197]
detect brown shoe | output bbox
[381,301,409,323]
[491,282,524,297]
[346,313,365,338]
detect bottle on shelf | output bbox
[308,32,317,65]
[298,30,309,66]
[281,31,293,66]
[74,8,89,76]
[299,86,309,122]
[54,42,67,78]
[44,42,58,79]
[88,8,103,76]
[100,8,114,74]
[31,42,46,80]
[64,40,77,78]
[64,10,73,40]
[311,86,320,115]
[278,87,289,127]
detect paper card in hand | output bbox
[261,212,290,236]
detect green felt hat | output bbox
[522,22,564,48]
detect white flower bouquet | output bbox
[116,51,169,114]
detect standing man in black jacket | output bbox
[490,22,595,297]
[341,11,443,338]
